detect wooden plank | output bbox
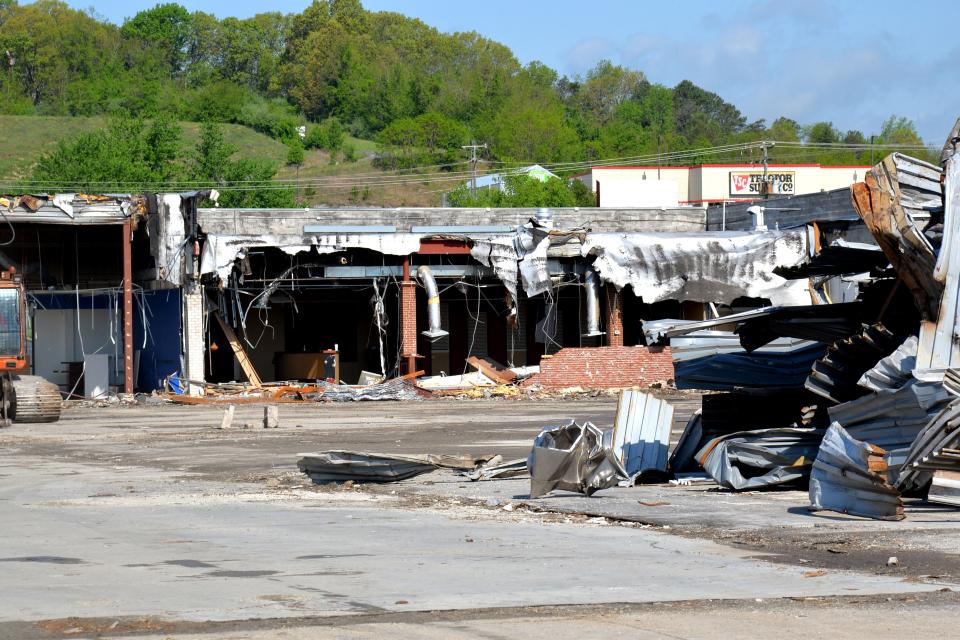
[212,312,263,388]
[465,356,517,384]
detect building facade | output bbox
[582,164,870,207]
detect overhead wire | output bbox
[1,138,940,197]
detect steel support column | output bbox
[122,219,134,394]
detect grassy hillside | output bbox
[0,115,290,178]
[0,115,446,207]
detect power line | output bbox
[0,139,938,193]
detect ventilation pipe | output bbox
[747,205,767,231]
[582,269,605,337]
[417,265,448,339]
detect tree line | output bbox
[0,0,933,180]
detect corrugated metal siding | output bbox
[610,390,673,477]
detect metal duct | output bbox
[582,269,605,337]
[417,265,448,339]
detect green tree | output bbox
[878,115,924,146]
[286,138,305,165]
[769,117,801,142]
[376,111,468,167]
[673,79,745,140]
[447,174,588,208]
[30,116,182,189]
[804,121,840,144]
[190,122,294,207]
[573,60,647,128]
[121,3,193,74]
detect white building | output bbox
[578,163,870,207]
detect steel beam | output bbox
[122,219,134,394]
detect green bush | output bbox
[305,117,346,152]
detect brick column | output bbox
[181,287,206,396]
[400,256,418,373]
[605,283,624,347]
[401,281,418,370]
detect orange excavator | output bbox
[0,268,60,425]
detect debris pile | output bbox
[298,119,960,525]
[161,372,429,404]
[625,117,960,520]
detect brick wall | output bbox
[528,346,673,390]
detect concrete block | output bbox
[219,405,235,430]
[263,405,280,429]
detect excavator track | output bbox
[10,375,62,423]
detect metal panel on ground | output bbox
[610,390,673,478]
[809,423,904,521]
[696,427,826,490]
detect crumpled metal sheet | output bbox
[673,340,827,391]
[470,229,552,300]
[200,234,314,282]
[804,324,904,404]
[809,423,904,521]
[460,456,529,481]
[668,410,703,474]
[915,151,960,381]
[200,232,422,283]
[897,397,960,491]
[51,193,75,217]
[298,451,493,483]
[527,421,628,498]
[642,303,863,350]
[697,427,825,490]
[670,389,813,473]
[581,231,810,305]
[828,380,951,452]
[851,153,943,320]
[857,335,918,393]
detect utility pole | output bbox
[761,141,770,200]
[656,134,662,180]
[462,142,487,195]
[870,135,875,166]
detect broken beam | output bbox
[212,312,263,388]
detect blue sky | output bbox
[64,0,959,144]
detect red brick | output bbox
[528,346,673,390]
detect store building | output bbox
[581,163,870,207]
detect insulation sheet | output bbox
[582,231,809,304]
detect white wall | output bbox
[33,308,121,392]
[597,178,680,207]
